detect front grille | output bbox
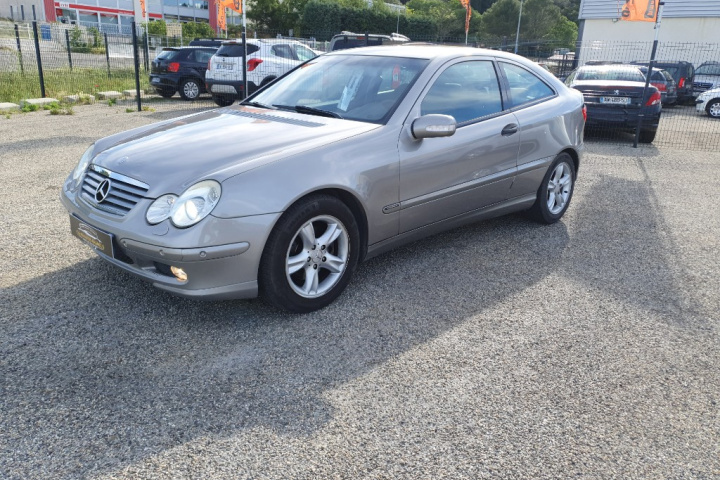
[693,82,713,91]
[81,164,149,217]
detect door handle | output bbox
[501,123,518,136]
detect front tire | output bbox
[528,153,576,224]
[259,195,360,313]
[706,99,720,119]
[179,78,201,101]
[212,95,235,107]
[639,128,657,143]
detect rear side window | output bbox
[157,49,181,60]
[271,44,296,60]
[189,49,216,63]
[330,37,384,51]
[499,62,555,108]
[216,44,260,57]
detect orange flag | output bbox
[217,2,226,30]
[620,0,658,22]
[459,0,471,34]
[218,0,242,14]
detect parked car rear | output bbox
[632,60,694,104]
[565,64,662,143]
[636,66,678,106]
[150,47,218,100]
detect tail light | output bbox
[207,59,211,71]
[247,58,263,72]
[168,62,180,73]
[582,104,587,122]
[678,77,685,88]
[645,91,661,106]
[651,82,666,92]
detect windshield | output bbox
[249,54,429,124]
[575,67,645,82]
[696,64,720,76]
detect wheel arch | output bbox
[560,147,580,178]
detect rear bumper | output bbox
[205,79,258,98]
[585,106,661,130]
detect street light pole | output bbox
[514,0,523,54]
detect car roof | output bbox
[160,46,218,51]
[324,44,536,62]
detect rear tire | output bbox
[179,78,201,101]
[639,128,657,143]
[528,153,576,225]
[212,95,235,107]
[259,195,360,313]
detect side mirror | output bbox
[411,114,457,139]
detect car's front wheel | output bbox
[639,128,657,143]
[179,79,201,100]
[259,195,360,313]
[528,153,576,224]
[706,99,720,119]
[212,95,235,107]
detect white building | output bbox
[577,0,720,65]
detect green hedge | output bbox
[302,0,436,41]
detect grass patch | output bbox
[0,68,150,104]
[21,103,39,113]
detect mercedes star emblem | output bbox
[95,179,112,203]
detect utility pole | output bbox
[514,0,523,54]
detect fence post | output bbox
[104,32,111,78]
[65,29,73,70]
[143,32,150,71]
[14,24,24,74]
[32,21,46,98]
[131,23,142,112]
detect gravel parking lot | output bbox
[1,105,719,479]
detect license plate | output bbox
[217,64,233,70]
[600,96,631,105]
[69,216,114,258]
[151,77,160,84]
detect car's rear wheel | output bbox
[156,88,175,98]
[528,153,575,224]
[639,128,657,143]
[179,79,201,101]
[259,195,360,313]
[706,99,720,118]
[260,76,276,87]
[212,95,234,107]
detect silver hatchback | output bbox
[61,45,586,312]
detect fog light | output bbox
[170,266,188,282]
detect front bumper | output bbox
[61,179,280,301]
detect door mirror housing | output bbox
[411,114,457,139]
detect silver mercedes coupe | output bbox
[61,45,586,312]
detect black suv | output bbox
[150,46,218,100]
[328,32,410,51]
[631,60,695,103]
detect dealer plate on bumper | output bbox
[70,215,115,258]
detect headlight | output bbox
[146,180,221,228]
[72,145,94,188]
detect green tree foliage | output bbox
[407,0,479,40]
[249,0,311,34]
[301,0,436,40]
[546,15,577,47]
[181,21,214,39]
[478,0,518,38]
[478,0,577,42]
[146,19,167,36]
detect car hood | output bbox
[90,106,380,197]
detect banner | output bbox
[218,0,242,14]
[459,0,471,34]
[217,2,226,30]
[620,0,658,22]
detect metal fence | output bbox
[1,20,718,150]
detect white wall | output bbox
[579,18,720,67]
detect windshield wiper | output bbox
[240,101,275,109]
[273,104,343,119]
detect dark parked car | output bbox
[565,64,662,143]
[188,38,225,47]
[150,46,218,100]
[328,31,409,51]
[693,61,720,97]
[632,60,694,103]
[636,66,678,105]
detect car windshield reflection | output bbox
[250,55,429,124]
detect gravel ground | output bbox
[1,104,719,479]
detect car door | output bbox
[397,59,520,233]
[496,61,564,198]
[187,49,216,79]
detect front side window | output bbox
[294,45,317,62]
[500,62,555,109]
[252,54,428,123]
[421,60,503,124]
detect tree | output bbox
[521,0,563,40]
[478,0,519,39]
[407,0,478,40]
